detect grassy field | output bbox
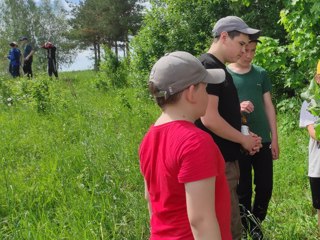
[0,71,318,239]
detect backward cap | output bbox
[149,51,225,99]
[212,16,260,37]
[19,36,28,41]
[9,42,18,47]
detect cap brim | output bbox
[204,69,226,84]
[249,39,262,44]
[239,28,260,35]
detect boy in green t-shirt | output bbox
[227,38,279,240]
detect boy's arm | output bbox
[263,91,279,160]
[144,179,152,218]
[201,95,259,153]
[307,124,318,140]
[25,50,35,61]
[185,177,221,240]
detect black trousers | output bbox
[23,60,33,78]
[237,143,273,223]
[309,177,320,209]
[9,64,20,77]
[48,58,58,78]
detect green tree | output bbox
[279,0,320,92]
[131,0,228,79]
[230,0,287,44]
[69,0,144,70]
[0,0,74,74]
[37,0,76,70]
[130,0,320,102]
[69,0,103,70]
[0,0,38,74]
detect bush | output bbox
[0,75,66,113]
[95,47,128,91]
[0,76,14,105]
[276,97,302,132]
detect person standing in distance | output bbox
[227,38,279,239]
[41,41,58,78]
[140,51,232,239]
[20,36,35,78]
[195,16,262,240]
[7,42,21,78]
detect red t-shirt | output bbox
[139,121,231,240]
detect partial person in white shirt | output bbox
[299,61,320,230]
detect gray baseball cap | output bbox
[212,16,260,37]
[149,51,225,99]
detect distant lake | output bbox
[60,49,93,72]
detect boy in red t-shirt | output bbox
[139,51,232,240]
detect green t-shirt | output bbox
[227,64,272,142]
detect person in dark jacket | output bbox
[19,36,35,79]
[41,41,58,78]
[7,42,21,78]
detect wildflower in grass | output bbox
[7,97,13,106]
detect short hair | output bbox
[227,30,242,39]
[149,82,183,109]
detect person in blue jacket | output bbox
[7,42,21,78]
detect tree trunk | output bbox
[125,34,130,59]
[97,42,101,71]
[93,42,98,71]
[115,41,118,60]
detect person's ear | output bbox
[220,31,228,42]
[315,74,320,84]
[184,85,197,103]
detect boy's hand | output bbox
[241,133,261,155]
[248,132,262,155]
[240,100,254,113]
[270,140,279,160]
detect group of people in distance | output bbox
[139,15,319,240]
[7,36,58,79]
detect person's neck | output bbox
[154,106,195,126]
[228,62,252,74]
[208,44,226,64]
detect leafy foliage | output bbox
[69,0,144,69]
[129,0,320,112]
[231,0,287,44]
[131,0,229,77]
[0,75,66,113]
[95,47,129,90]
[279,0,320,95]
[253,37,288,100]
[130,0,288,90]
[0,0,75,73]
[300,77,320,138]
[276,97,301,132]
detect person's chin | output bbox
[230,56,241,63]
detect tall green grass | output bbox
[0,72,157,239]
[0,71,318,239]
[263,120,319,240]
